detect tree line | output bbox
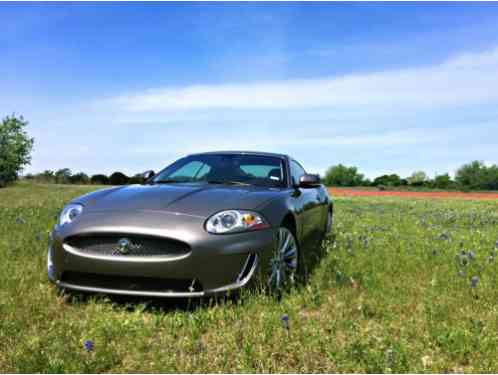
[1,115,498,191]
[23,169,145,186]
[23,160,498,191]
[323,162,498,190]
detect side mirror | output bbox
[142,170,155,180]
[299,174,321,188]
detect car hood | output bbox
[72,184,283,218]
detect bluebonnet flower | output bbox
[471,276,479,288]
[439,232,449,241]
[468,250,476,260]
[16,217,25,225]
[495,240,498,249]
[84,339,94,352]
[280,314,289,330]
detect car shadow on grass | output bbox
[297,231,336,286]
[59,288,244,314]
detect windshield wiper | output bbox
[206,180,251,186]
[147,179,182,185]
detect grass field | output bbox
[1,183,498,373]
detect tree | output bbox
[373,174,402,187]
[407,171,428,186]
[55,168,72,184]
[455,161,488,189]
[109,171,129,185]
[69,172,90,185]
[91,174,110,185]
[128,173,145,184]
[39,170,55,183]
[454,160,498,190]
[323,164,365,186]
[433,173,452,189]
[485,165,498,190]
[0,115,34,187]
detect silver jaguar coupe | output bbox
[48,151,333,297]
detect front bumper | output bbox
[48,209,275,297]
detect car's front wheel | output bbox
[266,227,299,293]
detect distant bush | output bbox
[69,172,90,185]
[109,171,129,185]
[128,174,145,184]
[432,173,453,189]
[406,171,428,186]
[372,174,403,187]
[323,164,365,186]
[55,168,72,184]
[90,174,110,185]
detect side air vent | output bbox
[236,253,258,283]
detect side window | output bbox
[169,161,210,181]
[290,160,306,185]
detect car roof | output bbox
[188,151,289,159]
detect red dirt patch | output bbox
[328,188,498,201]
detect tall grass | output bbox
[1,183,497,372]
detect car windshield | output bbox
[151,154,287,188]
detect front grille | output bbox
[64,234,190,257]
[61,271,203,293]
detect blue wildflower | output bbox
[471,276,479,288]
[280,314,289,330]
[439,232,449,240]
[16,217,25,225]
[83,339,94,352]
[468,250,476,260]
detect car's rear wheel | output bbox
[326,209,333,233]
[267,227,299,293]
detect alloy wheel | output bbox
[267,227,298,291]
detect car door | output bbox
[289,159,322,246]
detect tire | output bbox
[265,226,300,294]
[325,209,333,234]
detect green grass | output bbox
[1,183,498,373]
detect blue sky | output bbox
[2,2,498,178]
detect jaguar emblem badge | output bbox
[115,238,132,255]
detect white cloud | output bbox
[130,128,430,158]
[108,47,498,112]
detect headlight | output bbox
[205,210,269,234]
[59,203,83,226]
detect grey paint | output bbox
[49,152,333,297]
